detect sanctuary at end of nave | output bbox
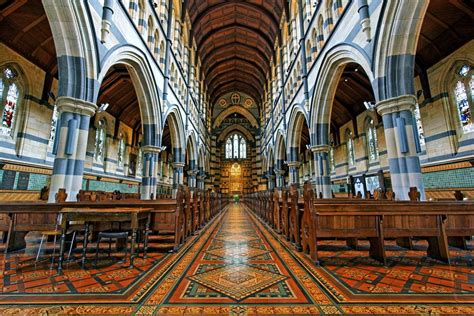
[0,0,473,315]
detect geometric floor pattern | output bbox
[0,203,473,314]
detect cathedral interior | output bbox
[0,0,473,314]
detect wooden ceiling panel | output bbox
[186,0,284,112]
[416,0,474,69]
[96,65,142,130]
[0,0,57,77]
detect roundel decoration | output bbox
[219,98,227,107]
[244,98,253,107]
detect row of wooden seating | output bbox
[0,186,229,254]
[243,183,474,265]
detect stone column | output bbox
[187,169,198,191]
[197,172,205,190]
[275,169,285,189]
[172,162,185,198]
[140,145,161,200]
[311,145,332,198]
[49,96,98,202]
[376,95,425,200]
[287,161,301,187]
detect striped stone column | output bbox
[376,95,425,200]
[267,166,276,190]
[287,161,301,187]
[311,145,332,198]
[49,97,98,202]
[140,145,161,200]
[187,169,198,191]
[172,162,185,198]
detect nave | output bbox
[0,203,472,315]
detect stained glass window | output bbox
[451,64,474,133]
[48,105,59,151]
[346,129,355,166]
[329,147,335,172]
[454,79,473,133]
[225,133,247,159]
[233,134,239,158]
[413,103,425,146]
[225,138,232,159]
[118,133,126,168]
[366,119,378,162]
[136,147,143,177]
[240,137,246,158]
[1,67,20,137]
[94,119,106,164]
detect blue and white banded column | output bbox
[376,95,425,200]
[187,168,198,191]
[287,161,301,187]
[311,144,332,198]
[140,145,161,200]
[172,162,185,198]
[49,97,98,202]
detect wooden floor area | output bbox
[0,203,473,315]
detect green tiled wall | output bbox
[423,167,474,189]
[28,174,50,190]
[84,180,139,193]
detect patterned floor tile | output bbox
[188,264,287,301]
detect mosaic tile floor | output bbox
[0,204,473,315]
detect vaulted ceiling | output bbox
[185,0,285,108]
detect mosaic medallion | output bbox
[188,264,287,301]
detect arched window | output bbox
[225,138,232,159]
[329,146,335,173]
[345,129,355,166]
[326,0,334,32]
[225,133,247,159]
[47,105,59,151]
[317,15,324,49]
[136,147,143,177]
[239,137,247,159]
[453,64,473,133]
[118,133,126,168]
[365,118,378,162]
[147,16,154,51]
[413,103,425,146]
[0,66,21,137]
[154,30,160,59]
[94,119,106,164]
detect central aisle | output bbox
[139,203,332,315]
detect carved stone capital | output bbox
[376,94,417,116]
[56,96,98,117]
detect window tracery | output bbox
[225,133,247,159]
[0,67,20,137]
[453,64,473,133]
[346,129,355,166]
[95,119,106,164]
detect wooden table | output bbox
[57,207,152,272]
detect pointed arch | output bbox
[310,44,374,146]
[98,45,162,147]
[212,105,259,128]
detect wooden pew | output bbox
[280,187,290,241]
[308,200,474,265]
[288,184,302,251]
